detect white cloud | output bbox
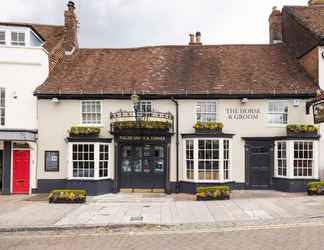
[0,0,309,48]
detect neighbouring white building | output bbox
[0,1,73,194]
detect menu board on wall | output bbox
[45,151,59,172]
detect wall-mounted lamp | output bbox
[51,97,60,104]
[293,99,300,107]
[241,98,248,104]
[11,91,18,99]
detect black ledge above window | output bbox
[242,135,321,141]
[181,133,235,139]
[65,137,113,143]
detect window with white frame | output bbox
[0,31,5,45]
[185,140,194,180]
[0,88,5,126]
[268,101,288,124]
[276,141,287,177]
[223,140,230,180]
[294,141,313,177]
[81,101,102,125]
[71,143,110,179]
[184,138,231,182]
[138,100,152,117]
[196,101,217,122]
[11,32,25,46]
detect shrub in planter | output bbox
[48,189,87,203]
[307,182,324,196]
[287,124,319,136]
[69,126,100,137]
[194,122,224,133]
[196,185,230,201]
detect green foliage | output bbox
[113,121,171,130]
[69,126,100,136]
[48,189,87,203]
[287,124,319,133]
[196,185,230,200]
[193,122,224,130]
[307,182,324,195]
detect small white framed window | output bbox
[276,141,287,177]
[198,139,220,180]
[11,31,25,46]
[294,141,313,177]
[196,101,217,122]
[185,140,194,180]
[70,143,110,179]
[0,88,5,126]
[0,31,5,45]
[81,101,102,125]
[223,140,230,180]
[268,101,288,124]
[138,100,152,117]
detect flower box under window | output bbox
[193,122,224,134]
[69,126,100,137]
[112,121,171,131]
[286,124,319,137]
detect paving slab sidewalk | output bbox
[0,191,324,231]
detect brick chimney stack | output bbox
[64,1,78,55]
[269,6,282,44]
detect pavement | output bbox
[1,190,324,231]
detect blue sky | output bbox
[1,0,307,48]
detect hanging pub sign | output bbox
[313,101,324,124]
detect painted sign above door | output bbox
[225,108,261,120]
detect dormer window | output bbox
[11,32,25,46]
[0,31,5,45]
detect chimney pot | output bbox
[67,1,75,10]
[195,31,202,45]
[189,33,195,45]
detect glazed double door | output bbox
[119,144,166,190]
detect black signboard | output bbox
[313,101,324,124]
[45,151,59,172]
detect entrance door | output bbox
[246,141,273,188]
[13,150,30,194]
[119,144,165,190]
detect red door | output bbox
[13,150,30,194]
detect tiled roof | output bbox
[35,43,318,96]
[284,5,324,39]
[0,22,64,52]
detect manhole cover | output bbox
[130,216,143,222]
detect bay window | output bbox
[69,143,110,179]
[184,138,231,182]
[275,140,318,179]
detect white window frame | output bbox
[138,100,153,117]
[80,100,102,126]
[68,142,112,180]
[0,30,6,45]
[11,31,26,46]
[268,100,288,126]
[274,141,288,177]
[196,101,217,123]
[274,140,319,179]
[183,138,232,183]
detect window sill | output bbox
[266,124,287,128]
[67,177,112,181]
[79,124,104,128]
[183,179,233,183]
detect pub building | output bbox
[32,1,324,195]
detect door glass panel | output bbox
[121,160,131,172]
[143,145,151,157]
[154,159,164,173]
[134,159,142,172]
[154,146,164,158]
[135,146,142,158]
[143,159,150,173]
[122,146,132,158]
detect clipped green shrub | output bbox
[307,182,324,195]
[196,185,230,201]
[287,124,319,134]
[48,189,87,203]
[69,126,100,137]
[193,121,224,130]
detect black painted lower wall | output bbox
[2,141,11,195]
[272,177,319,193]
[33,179,114,196]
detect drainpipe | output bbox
[171,97,180,193]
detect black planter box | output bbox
[287,131,319,138]
[69,133,99,138]
[195,128,223,134]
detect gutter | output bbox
[171,97,180,193]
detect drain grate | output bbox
[130,216,143,222]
